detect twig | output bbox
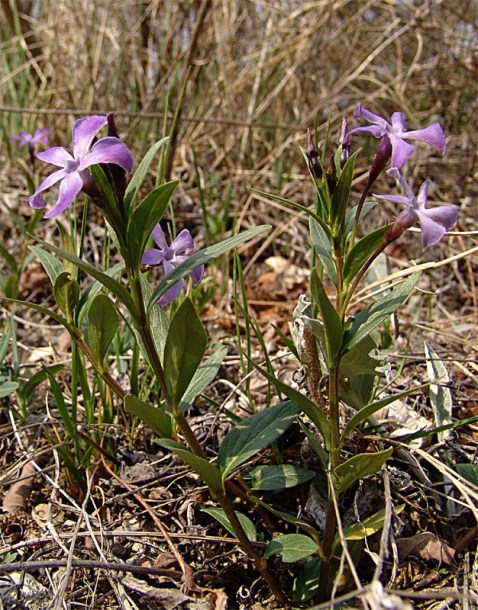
[373,467,393,581]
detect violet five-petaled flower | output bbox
[375,169,458,248]
[142,224,205,306]
[29,115,133,218]
[349,104,446,169]
[10,128,50,150]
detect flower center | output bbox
[163,246,175,261]
[65,159,79,173]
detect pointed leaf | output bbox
[333,447,393,494]
[248,464,315,491]
[344,273,420,351]
[179,345,228,411]
[87,294,118,364]
[343,225,388,283]
[124,394,174,439]
[253,364,330,448]
[264,534,318,563]
[217,401,299,481]
[345,201,377,236]
[31,235,136,315]
[330,150,359,231]
[155,438,221,494]
[310,269,343,361]
[310,218,336,285]
[335,504,405,550]
[126,180,178,268]
[455,464,478,487]
[5,298,70,328]
[29,245,62,286]
[424,342,453,443]
[53,272,80,319]
[163,298,207,410]
[124,137,169,215]
[148,226,271,309]
[201,507,257,542]
[0,381,19,398]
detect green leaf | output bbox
[310,269,343,361]
[248,464,315,491]
[264,534,318,563]
[201,507,257,542]
[335,504,405,550]
[330,150,359,231]
[89,165,120,219]
[126,181,178,268]
[309,218,336,285]
[163,298,207,410]
[0,381,19,398]
[29,245,62,286]
[455,463,478,487]
[155,438,221,494]
[340,383,430,443]
[333,447,393,494]
[31,235,136,315]
[253,364,330,448]
[292,557,321,603]
[77,261,125,322]
[217,401,299,481]
[124,137,169,215]
[140,275,169,360]
[53,272,80,319]
[179,345,228,411]
[344,273,420,352]
[124,394,174,439]
[345,201,377,236]
[148,226,271,309]
[45,370,77,442]
[87,294,118,364]
[343,225,388,283]
[4,298,70,328]
[19,364,64,407]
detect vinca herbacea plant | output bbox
[5,105,459,606]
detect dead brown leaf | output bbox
[396,532,455,565]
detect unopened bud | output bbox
[385,207,417,244]
[306,129,322,180]
[338,116,351,168]
[368,135,392,185]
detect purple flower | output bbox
[29,115,133,218]
[10,128,50,150]
[349,104,446,169]
[375,169,458,248]
[142,224,205,305]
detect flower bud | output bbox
[306,128,322,180]
[338,116,351,168]
[368,135,392,185]
[385,207,417,244]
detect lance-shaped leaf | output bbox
[424,342,453,443]
[179,345,228,411]
[248,464,315,491]
[156,438,221,495]
[345,201,377,236]
[334,504,405,551]
[330,150,359,232]
[254,364,330,448]
[343,273,420,352]
[53,272,80,320]
[126,180,178,269]
[310,218,336,285]
[343,225,388,283]
[124,137,169,215]
[310,269,343,361]
[124,394,174,439]
[264,534,319,563]
[163,298,207,411]
[29,245,62,286]
[31,235,136,315]
[201,507,257,542]
[87,294,118,364]
[217,401,299,481]
[89,165,122,229]
[332,447,393,494]
[148,226,271,309]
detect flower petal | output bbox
[348,125,385,139]
[389,136,416,169]
[28,169,68,209]
[189,265,205,286]
[402,123,446,155]
[170,229,194,254]
[387,168,416,201]
[141,248,164,265]
[158,279,185,306]
[44,172,84,218]
[390,112,407,134]
[72,115,108,160]
[151,224,168,250]
[80,137,133,171]
[416,213,448,248]
[353,104,390,130]
[420,205,458,232]
[37,146,75,167]
[374,194,413,206]
[33,128,50,144]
